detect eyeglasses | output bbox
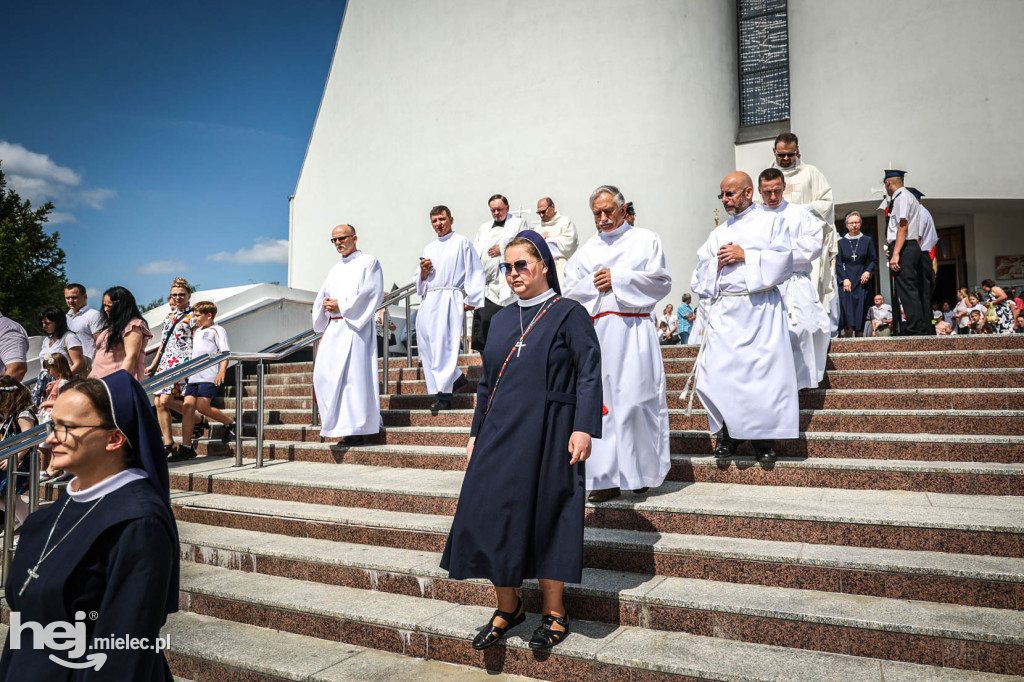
[499,259,540,275]
[775,152,798,158]
[330,236,355,244]
[47,422,116,444]
[717,189,747,199]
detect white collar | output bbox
[844,232,863,240]
[730,204,758,221]
[773,158,802,175]
[67,468,148,503]
[341,249,362,263]
[598,222,630,241]
[763,199,788,213]
[540,212,561,227]
[437,231,454,242]
[517,289,556,307]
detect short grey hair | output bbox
[589,185,625,208]
[844,211,862,226]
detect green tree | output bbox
[0,163,67,334]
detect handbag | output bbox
[986,302,999,324]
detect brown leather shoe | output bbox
[587,488,621,503]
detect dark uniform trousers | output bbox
[890,239,931,335]
[920,248,936,309]
[471,298,504,352]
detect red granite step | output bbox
[165,465,1024,558]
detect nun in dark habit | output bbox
[440,231,602,650]
[1,370,179,681]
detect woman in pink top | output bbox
[90,286,153,381]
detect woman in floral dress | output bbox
[145,277,198,455]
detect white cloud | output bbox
[0,140,116,214]
[47,211,77,225]
[86,288,102,300]
[208,238,289,265]
[136,260,191,276]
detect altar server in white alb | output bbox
[759,168,830,389]
[771,132,840,335]
[415,205,486,415]
[690,172,798,463]
[536,196,579,281]
[312,224,385,445]
[563,185,672,503]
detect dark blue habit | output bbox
[836,233,877,330]
[440,294,603,586]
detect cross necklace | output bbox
[516,307,527,357]
[19,495,105,596]
[849,235,862,262]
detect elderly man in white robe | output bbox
[759,168,830,390]
[563,185,672,503]
[313,224,385,445]
[472,194,528,352]
[415,205,486,415]
[689,172,798,463]
[771,132,840,336]
[536,197,579,282]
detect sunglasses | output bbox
[330,235,355,244]
[499,259,540,275]
[775,152,798,158]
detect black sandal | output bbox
[472,597,525,650]
[529,613,570,649]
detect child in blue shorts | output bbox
[170,301,236,461]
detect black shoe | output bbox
[587,488,621,503]
[164,443,176,456]
[221,422,237,445]
[429,399,452,416]
[167,445,197,462]
[529,613,570,650]
[453,374,469,393]
[714,425,741,459]
[632,487,650,494]
[755,444,777,462]
[339,435,364,446]
[472,598,525,650]
[192,418,208,440]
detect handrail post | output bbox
[3,462,16,583]
[234,361,244,467]
[311,339,320,427]
[28,443,39,514]
[405,296,412,365]
[382,309,390,395]
[255,360,265,468]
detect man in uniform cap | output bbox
[880,170,929,335]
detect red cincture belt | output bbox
[590,311,650,323]
[330,316,344,321]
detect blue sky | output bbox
[0,0,346,306]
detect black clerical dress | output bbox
[836,234,877,330]
[1,479,178,681]
[441,295,602,586]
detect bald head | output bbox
[720,172,754,216]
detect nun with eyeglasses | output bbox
[1,370,179,680]
[441,231,603,651]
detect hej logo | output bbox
[9,610,107,670]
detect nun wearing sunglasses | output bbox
[441,230,602,651]
[1,370,179,680]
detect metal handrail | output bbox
[0,278,441,589]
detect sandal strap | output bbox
[541,613,569,628]
[491,597,523,623]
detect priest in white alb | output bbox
[563,185,672,503]
[758,168,830,389]
[313,223,385,445]
[689,172,798,463]
[536,196,579,281]
[771,132,840,336]
[415,205,486,415]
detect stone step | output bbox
[821,368,1024,390]
[160,611,533,681]
[174,517,1024,611]
[827,335,1024,353]
[165,459,1024,558]
[176,562,1023,676]
[186,434,1024,495]
[191,428,1024,467]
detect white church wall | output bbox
[289,0,740,308]
[787,0,1024,206]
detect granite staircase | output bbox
[163,335,1024,680]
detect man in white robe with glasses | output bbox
[758,167,830,389]
[415,205,486,415]
[563,185,672,503]
[312,223,385,445]
[689,172,798,463]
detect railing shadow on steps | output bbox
[0,281,444,587]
